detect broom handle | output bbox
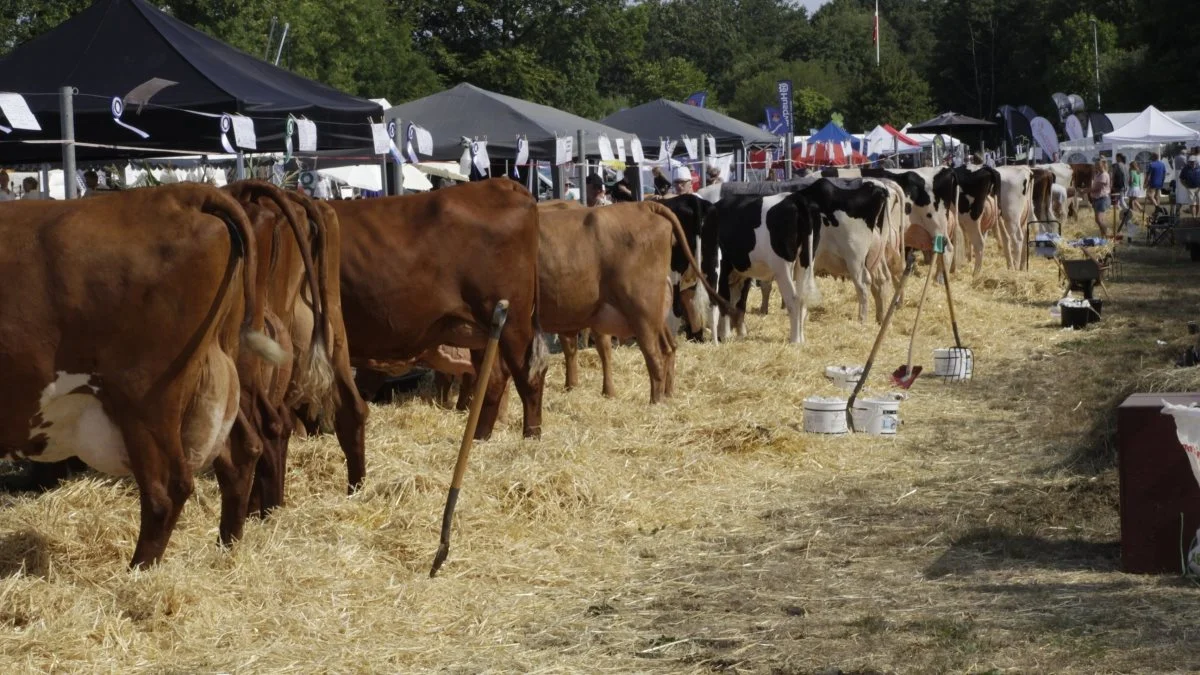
[939,252,963,348]
[848,252,916,427]
[906,257,936,373]
[431,300,509,578]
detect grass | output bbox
[3,223,1200,673]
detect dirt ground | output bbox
[2,234,1200,673]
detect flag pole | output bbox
[874,0,880,67]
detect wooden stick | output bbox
[903,258,936,377]
[938,252,963,349]
[430,300,509,578]
[847,252,917,431]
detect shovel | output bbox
[848,252,918,432]
[430,300,509,578]
[891,255,935,388]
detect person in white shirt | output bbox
[21,177,45,200]
[0,170,15,201]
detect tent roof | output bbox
[909,112,996,133]
[599,98,777,150]
[0,0,380,162]
[385,82,634,160]
[1103,105,1200,144]
[808,121,857,145]
[864,124,921,155]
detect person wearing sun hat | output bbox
[671,164,694,194]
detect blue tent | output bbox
[806,121,861,150]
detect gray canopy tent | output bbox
[384,83,634,160]
[601,99,779,182]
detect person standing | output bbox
[585,173,611,207]
[21,177,45,200]
[1181,155,1200,217]
[1146,152,1168,213]
[671,165,694,195]
[0,170,15,201]
[1111,153,1129,232]
[1128,160,1146,223]
[1089,158,1112,237]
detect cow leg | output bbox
[433,371,454,407]
[660,325,678,398]
[332,357,368,493]
[561,332,580,391]
[758,279,772,315]
[456,372,473,411]
[122,416,193,569]
[870,266,890,324]
[735,277,752,338]
[595,333,616,397]
[487,316,546,439]
[773,260,807,344]
[713,257,735,345]
[213,409,265,546]
[631,319,668,404]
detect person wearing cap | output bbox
[1180,154,1200,217]
[585,172,611,207]
[651,166,671,197]
[671,164,694,195]
[705,165,722,185]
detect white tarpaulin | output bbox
[863,125,921,155]
[1161,401,1200,575]
[318,163,433,192]
[1104,105,1200,144]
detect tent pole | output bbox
[785,132,794,180]
[59,86,77,199]
[699,135,707,188]
[635,163,644,201]
[576,130,587,205]
[236,150,246,181]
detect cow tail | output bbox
[285,191,340,421]
[228,181,333,399]
[203,189,287,365]
[651,201,735,316]
[527,207,549,383]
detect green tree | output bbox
[1045,13,1118,111]
[727,61,844,127]
[0,0,90,54]
[169,0,440,103]
[843,60,934,130]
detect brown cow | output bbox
[1031,167,1056,226]
[0,184,284,567]
[329,179,546,440]
[224,182,332,516]
[286,196,369,493]
[541,201,727,401]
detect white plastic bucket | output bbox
[932,347,973,382]
[824,365,864,391]
[851,397,901,435]
[803,396,848,434]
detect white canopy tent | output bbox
[863,125,922,156]
[1103,106,1200,144]
[318,163,433,192]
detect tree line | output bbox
[3,0,1192,134]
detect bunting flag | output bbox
[111,97,149,139]
[220,114,235,153]
[513,135,528,179]
[386,121,404,163]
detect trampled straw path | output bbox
[1,235,1200,672]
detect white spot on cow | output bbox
[30,372,130,476]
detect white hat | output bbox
[672,165,693,183]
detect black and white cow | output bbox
[660,194,714,341]
[755,175,900,325]
[953,165,1002,275]
[700,191,823,344]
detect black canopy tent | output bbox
[0,0,381,165]
[383,83,634,160]
[908,112,997,135]
[600,98,778,152]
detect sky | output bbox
[799,0,832,14]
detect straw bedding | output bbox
[1,239,1199,673]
